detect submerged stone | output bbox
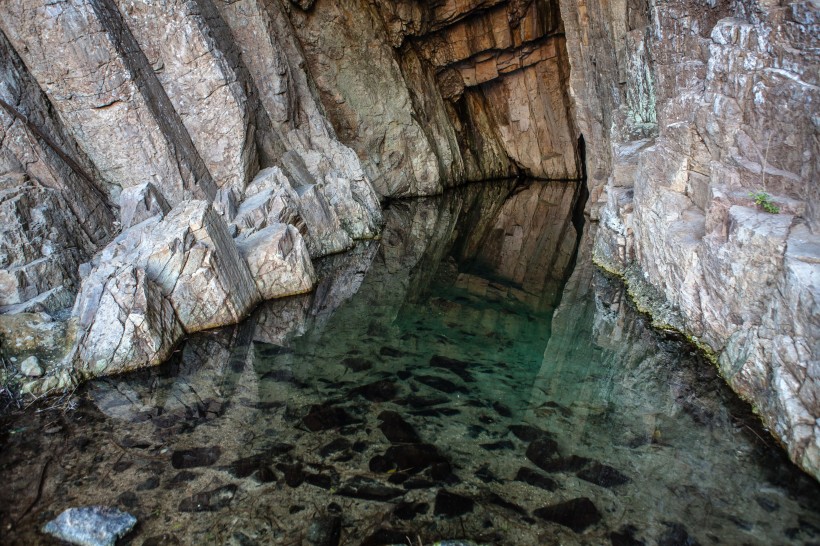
[278,463,305,487]
[380,346,406,358]
[576,462,631,487]
[335,476,405,501]
[178,484,238,512]
[307,515,341,546]
[394,395,448,408]
[319,438,352,457]
[509,424,554,443]
[659,522,700,546]
[486,492,528,516]
[515,467,558,491]
[171,446,221,469]
[429,355,476,382]
[415,374,468,394]
[434,489,475,517]
[411,407,461,417]
[303,404,357,431]
[480,440,515,451]
[42,506,137,546]
[475,464,500,483]
[610,525,645,546]
[20,355,43,377]
[341,357,372,372]
[393,501,429,520]
[360,529,411,546]
[381,443,447,473]
[377,411,421,444]
[350,379,398,402]
[524,437,559,470]
[533,497,601,532]
[492,401,512,417]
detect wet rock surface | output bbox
[0,187,818,545]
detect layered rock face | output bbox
[289,0,582,195]
[0,0,388,384]
[561,0,819,477]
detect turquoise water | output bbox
[1,181,818,545]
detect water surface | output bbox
[1,181,818,545]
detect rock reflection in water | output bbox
[1,181,818,546]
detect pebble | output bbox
[20,355,43,377]
[42,506,136,546]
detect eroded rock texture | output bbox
[563,0,819,478]
[287,0,582,195]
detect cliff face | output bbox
[560,0,819,478]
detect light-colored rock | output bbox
[0,0,216,205]
[68,198,317,377]
[20,355,43,377]
[42,506,136,546]
[118,183,170,229]
[233,166,353,256]
[114,0,258,194]
[236,224,316,300]
[76,264,183,377]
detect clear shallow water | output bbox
[1,181,819,546]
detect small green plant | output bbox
[749,191,779,214]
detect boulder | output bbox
[76,264,183,377]
[236,224,316,300]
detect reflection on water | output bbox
[1,181,818,546]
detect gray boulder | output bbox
[42,506,136,546]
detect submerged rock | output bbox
[306,514,342,546]
[509,424,554,443]
[524,437,560,470]
[349,379,398,402]
[533,497,601,532]
[42,506,136,546]
[335,476,405,501]
[576,462,631,487]
[515,467,558,491]
[434,490,475,517]
[171,447,221,469]
[415,374,468,394]
[377,410,421,444]
[178,484,238,512]
[303,404,357,431]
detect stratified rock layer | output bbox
[560,0,819,478]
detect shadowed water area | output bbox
[1,181,819,545]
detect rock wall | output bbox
[289,0,582,196]
[561,0,819,478]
